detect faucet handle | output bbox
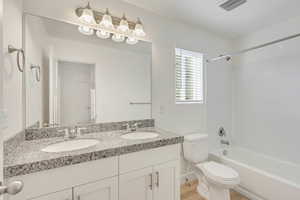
[77,127,87,136]
[132,122,141,131]
[122,123,130,130]
[58,128,69,138]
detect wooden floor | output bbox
[181,180,249,200]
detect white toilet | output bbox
[183,134,240,200]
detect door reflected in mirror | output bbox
[54,61,96,126]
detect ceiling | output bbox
[121,0,300,38]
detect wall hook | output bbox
[30,65,41,82]
[8,45,25,73]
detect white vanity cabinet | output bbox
[119,167,153,200]
[6,144,180,200]
[153,161,180,200]
[30,190,72,200]
[5,157,118,200]
[73,177,118,200]
[119,161,179,200]
[119,145,180,200]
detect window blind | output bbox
[175,48,204,103]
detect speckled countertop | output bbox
[4,128,183,178]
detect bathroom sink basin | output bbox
[41,139,99,153]
[121,131,159,140]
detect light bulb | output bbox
[134,18,146,37]
[117,14,129,33]
[96,29,110,39]
[112,33,125,42]
[100,9,113,29]
[78,25,94,35]
[79,3,95,24]
[126,36,138,45]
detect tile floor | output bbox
[181,180,249,200]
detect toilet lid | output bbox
[198,161,239,182]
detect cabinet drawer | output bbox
[119,144,180,174]
[29,189,71,200]
[6,157,118,200]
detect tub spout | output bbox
[220,139,230,146]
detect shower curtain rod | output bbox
[206,32,300,63]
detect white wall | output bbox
[25,15,49,127]
[23,0,233,149]
[0,0,4,182]
[232,15,300,164]
[3,0,23,139]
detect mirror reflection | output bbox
[25,14,152,128]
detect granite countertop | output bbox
[4,128,183,178]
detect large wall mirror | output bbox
[24,14,152,128]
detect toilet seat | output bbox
[197,161,240,186]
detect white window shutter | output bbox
[175,48,204,104]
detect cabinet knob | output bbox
[0,180,24,195]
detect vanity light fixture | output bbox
[112,33,125,42]
[78,25,94,35]
[134,18,146,37]
[96,29,110,39]
[100,9,113,29]
[78,2,96,24]
[75,3,146,45]
[126,36,138,45]
[117,14,129,33]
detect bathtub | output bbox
[210,147,300,200]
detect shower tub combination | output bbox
[210,147,300,200]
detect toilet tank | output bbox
[183,134,208,163]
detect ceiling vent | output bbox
[217,0,247,11]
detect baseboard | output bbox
[234,186,266,200]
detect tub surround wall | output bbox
[232,15,300,164]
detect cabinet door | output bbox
[153,160,180,200]
[30,189,72,200]
[73,177,118,200]
[119,167,153,200]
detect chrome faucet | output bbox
[123,122,141,133]
[130,122,141,132]
[58,128,70,139]
[68,126,87,139]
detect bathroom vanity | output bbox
[5,128,183,200]
[4,128,183,200]
[2,9,183,200]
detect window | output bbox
[175,48,204,104]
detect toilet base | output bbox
[197,182,231,200]
[197,182,209,199]
[208,186,230,200]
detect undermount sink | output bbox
[121,131,159,140]
[41,139,99,153]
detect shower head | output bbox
[217,0,247,11]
